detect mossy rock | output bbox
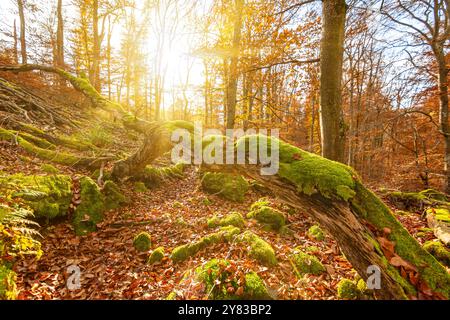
[133,232,152,252]
[337,278,359,300]
[207,212,245,228]
[250,198,271,211]
[72,177,105,236]
[147,247,165,264]
[423,241,450,267]
[134,182,148,193]
[247,205,286,231]
[171,226,241,263]
[307,225,325,241]
[201,172,249,202]
[0,264,17,300]
[291,247,325,276]
[103,180,127,210]
[2,173,72,220]
[196,259,271,300]
[40,164,59,174]
[240,231,277,266]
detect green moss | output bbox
[0,264,17,300]
[18,132,56,150]
[337,279,359,300]
[134,182,148,193]
[247,206,286,231]
[234,135,358,201]
[351,181,450,298]
[201,172,249,202]
[240,231,277,266]
[207,212,245,228]
[291,247,325,276]
[250,198,271,211]
[1,174,72,220]
[196,259,270,300]
[307,225,325,241]
[147,247,165,264]
[139,163,185,186]
[419,189,448,202]
[356,279,368,294]
[103,180,127,210]
[72,177,105,236]
[427,207,450,223]
[0,128,93,167]
[305,245,320,253]
[171,226,241,263]
[423,241,450,267]
[40,164,59,174]
[133,232,152,252]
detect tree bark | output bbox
[433,43,450,193]
[91,0,101,91]
[56,0,64,68]
[17,0,27,64]
[225,0,244,129]
[319,0,347,163]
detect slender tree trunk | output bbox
[56,0,64,68]
[17,0,27,64]
[433,43,450,193]
[13,19,18,64]
[225,0,244,129]
[319,0,347,163]
[91,0,101,91]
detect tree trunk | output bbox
[13,19,18,64]
[433,43,450,194]
[17,0,27,64]
[202,138,450,300]
[319,0,346,163]
[91,0,101,91]
[56,0,64,68]
[225,0,244,129]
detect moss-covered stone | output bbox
[134,182,148,193]
[307,225,325,241]
[103,180,126,210]
[0,264,17,300]
[171,226,241,263]
[139,162,185,187]
[133,232,152,252]
[40,164,59,174]
[72,177,105,235]
[423,241,450,267]
[1,173,72,220]
[291,247,325,276]
[201,172,249,202]
[207,212,245,228]
[148,246,164,264]
[337,278,359,300]
[196,259,271,300]
[247,205,286,231]
[240,231,277,266]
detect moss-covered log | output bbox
[202,135,450,300]
[0,127,108,169]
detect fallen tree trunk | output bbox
[201,136,450,300]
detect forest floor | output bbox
[0,138,436,300]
